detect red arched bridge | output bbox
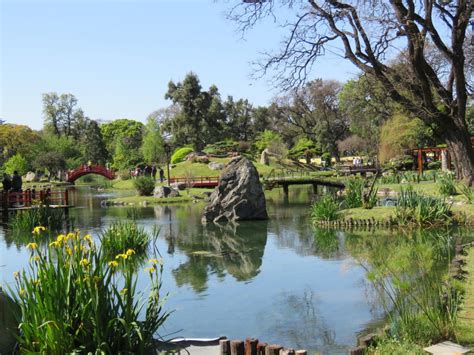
[66,165,116,183]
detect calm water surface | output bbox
[1,186,433,354]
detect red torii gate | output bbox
[66,165,116,183]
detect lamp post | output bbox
[163,143,172,187]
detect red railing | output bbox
[0,189,70,208]
[66,165,116,183]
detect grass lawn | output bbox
[343,206,396,221]
[458,246,474,348]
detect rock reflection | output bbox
[171,221,268,293]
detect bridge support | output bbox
[282,184,289,197]
[312,183,318,194]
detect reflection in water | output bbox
[172,222,268,292]
[261,288,342,352]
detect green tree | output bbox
[100,119,144,156]
[0,124,40,165]
[33,135,82,170]
[231,1,474,180]
[3,154,29,175]
[379,114,433,163]
[80,120,109,165]
[141,116,164,164]
[288,137,320,164]
[224,97,254,141]
[42,93,85,138]
[255,130,283,153]
[34,151,67,180]
[164,72,225,150]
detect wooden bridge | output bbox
[66,165,116,183]
[169,174,345,194]
[1,189,72,222]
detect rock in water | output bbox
[202,156,268,223]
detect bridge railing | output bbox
[169,176,219,185]
[0,189,70,208]
[67,165,116,181]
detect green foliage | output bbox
[394,186,452,225]
[203,140,239,155]
[171,147,193,164]
[379,114,433,163]
[34,151,66,179]
[100,221,152,257]
[311,194,341,222]
[363,232,459,344]
[321,152,332,167]
[459,183,473,204]
[3,153,28,175]
[254,130,283,153]
[141,116,164,164]
[80,120,109,165]
[33,135,81,172]
[437,172,457,196]
[113,137,143,171]
[7,230,169,353]
[9,206,65,232]
[164,73,226,150]
[288,138,320,162]
[42,93,85,138]
[344,178,364,208]
[0,124,40,166]
[133,176,155,196]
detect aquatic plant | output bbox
[7,228,170,353]
[311,194,341,222]
[100,221,152,257]
[363,232,459,344]
[437,172,457,196]
[394,186,452,226]
[9,205,66,232]
[344,178,364,208]
[133,176,156,196]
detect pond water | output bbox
[1,186,471,354]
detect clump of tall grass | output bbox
[344,177,378,209]
[100,221,152,257]
[311,194,341,222]
[133,176,155,196]
[7,228,170,353]
[437,172,457,196]
[9,205,65,232]
[459,183,473,204]
[395,186,452,226]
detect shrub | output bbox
[133,176,155,196]
[437,172,457,196]
[321,152,332,167]
[119,169,131,180]
[203,140,238,155]
[7,229,170,353]
[311,194,341,222]
[100,221,151,257]
[170,147,194,164]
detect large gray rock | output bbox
[202,156,268,223]
[153,186,180,198]
[0,287,19,354]
[208,162,225,170]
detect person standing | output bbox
[159,167,164,183]
[2,173,12,191]
[11,171,22,192]
[151,164,157,180]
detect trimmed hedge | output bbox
[171,147,194,164]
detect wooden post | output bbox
[231,340,245,355]
[283,184,289,197]
[64,189,69,206]
[417,149,423,175]
[39,190,44,204]
[312,183,317,194]
[220,339,231,355]
[265,344,282,355]
[257,342,267,355]
[245,338,258,355]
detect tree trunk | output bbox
[442,119,474,184]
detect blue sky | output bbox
[1,0,359,130]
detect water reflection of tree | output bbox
[172,221,268,293]
[260,288,348,354]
